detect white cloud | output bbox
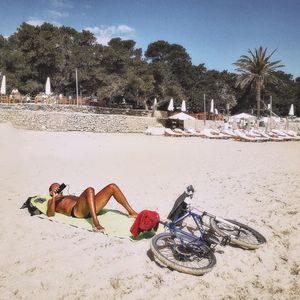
[117,25,135,34]
[48,10,69,18]
[26,18,45,26]
[50,0,73,8]
[26,18,61,27]
[85,25,135,45]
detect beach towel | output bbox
[21,195,162,239]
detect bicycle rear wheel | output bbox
[150,232,216,275]
[210,218,266,249]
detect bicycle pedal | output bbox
[221,235,231,246]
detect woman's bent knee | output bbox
[86,187,95,194]
[107,183,118,190]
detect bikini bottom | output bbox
[70,205,91,218]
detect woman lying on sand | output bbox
[47,183,138,232]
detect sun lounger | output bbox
[265,131,286,141]
[222,129,239,139]
[271,129,296,141]
[284,130,299,137]
[186,128,203,137]
[201,128,227,139]
[234,130,268,142]
[173,128,193,136]
[210,129,231,139]
[274,129,300,140]
[145,127,165,136]
[234,130,258,142]
[164,128,183,137]
[252,130,282,141]
[245,130,270,141]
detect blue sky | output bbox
[0,0,299,78]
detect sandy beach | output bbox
[0,121,299,299]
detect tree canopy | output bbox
[234,47,284,116]
[0,23,299,116]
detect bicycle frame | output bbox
[163,185,235,248]
[192,208,246,238]
[164,209,212,248]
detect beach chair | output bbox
[245,130,270,141]
[252,130,282,141]
[259,130,290,141]
[265,131,286,141]
[276,129,300,140]
[234,130,257,142]
[164,128,183,137]
[145,127,165,136]
[186,128,203,137]
[173,128,193,136]
[235,130,268,142]
[271,129,295,141]
[201,128,226,139]
[284,130,299,137]
[222,129,239,139]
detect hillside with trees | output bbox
[0,22,299,116]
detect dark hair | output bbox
[49,183,60,192]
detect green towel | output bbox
[30,195,163,239]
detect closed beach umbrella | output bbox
[153,98,157,109]
[288,104,294,116]
[210,99,214,113]
[0,75,6,95]
[45,77,51,95]
[167,98,174,111]
[181,100,187,112]
[214,108,218,115]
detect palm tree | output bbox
[234,47,284,117]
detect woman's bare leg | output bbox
[72,187,103,230]
[95,183,138,217]
[72,184,138,231]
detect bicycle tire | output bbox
[210,218,266,249]
[150,232,216,275]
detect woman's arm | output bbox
[47,194,57,217]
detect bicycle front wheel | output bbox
[210,218,266,249]
[150,232,216,275]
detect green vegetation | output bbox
[0,22,299,116]
[234,47,284,117]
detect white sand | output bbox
[0,121,299,299]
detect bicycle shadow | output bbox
[146,249,179,271]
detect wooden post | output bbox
[203,93,206,126]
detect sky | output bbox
[0,0,299,78]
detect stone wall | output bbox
[0,103,152,116]
[0,104,163,133]
[1,104,298,133]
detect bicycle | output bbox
[150,185,266,275]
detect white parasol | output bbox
[288,104,294,116]
[210,99,214,113]
[181,100,186,112]
[0,75,6,95]
[153,98,157,110]
[45,77,51,95]
[167,98,174,111]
